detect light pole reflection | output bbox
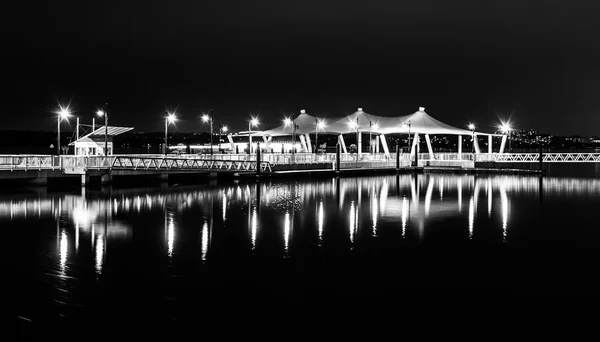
[500,184,509,243]
[59,230,68,277]
[457,177,463,212]
[95,234,105,275]
[201,221,209,261]
[487,178,492,217]
[318,200,324,244]
[401,197,409,238]
[372,193,378,237]
[251,205,258,251]
[349,201,358,245]
[167,212,175,258]
[222,194,227,222]
[468,196,475,239]
[284,211,291,256]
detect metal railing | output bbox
[0,155,59,170]
[475,153,600,163]
[2,152,599,173]
[110,156,272,173]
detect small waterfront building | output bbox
[69,126,133,155]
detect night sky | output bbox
[3,0,600,135]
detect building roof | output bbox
[86,126,134,137]
[69,126,134,146]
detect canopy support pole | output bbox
[375,136,380,153]
[380,134,390,158]
[304,134,312,153]
[227,134,235,152]
[338,135,348,154]
[474,134,481,154]
[488,135,493,154]
[357,131,362,155]
[299,135,308,152]
[425,134,434,160]
[499,135,507,154]
[458,135,462,159]
[410,133,419,157]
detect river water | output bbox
[5,165,600,335]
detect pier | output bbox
[1,151,597,186]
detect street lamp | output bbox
[403,120,412,154]
[219,125,228,152]
[500,122,512,152]
[284,117,297,154]
[248,116,259,154]
[315,119,325,154]
[165,112,177,155]
[202,110,214,155]
[97,106,108,156]
[56,104,71,156]
[468,123,476,162]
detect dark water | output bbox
[5,167,600,335]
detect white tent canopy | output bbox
[257,107,492,137]
[260,111,323,136]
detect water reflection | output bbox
[500,184,509,243]
[349,201,357,244]
[372,193,378,237]
[167,212,175,258]
[401,197,409,238]
[95,234,105,275]
[284,211,291,256]
[468,196,474,239]
[4,174,600,272]
[251,205,258,251]
[59,230,68,277]
[318,200,324,244]
[201,221,209,261]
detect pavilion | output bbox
[248,107,507,157]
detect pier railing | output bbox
[0,155,59,170]
[2,152,599,174]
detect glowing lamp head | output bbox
[371,122,379,130]
[250,117,259,127]
[167,113,177,124]
[468,123,475,131]
[222,126,228,133]
[317,120,325,130]
[96,110,105,117]
[57,105,71,120]
[202,114,210,122]
[500,122,511,133]
[284,117,293,127]
[348,120,358,130]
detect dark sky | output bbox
[3,0,600,135]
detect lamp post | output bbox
[315,119,325,154]
[97,105,108,156]
[248,116,259,154]
[219,125,228,153]
[202,110,214,155]
[56,104,71,156]
[468,123,476,163]
[500,122,512,152]
[164,112,177,155]
[284,116,298,154]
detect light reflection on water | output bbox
[7,173,600,321]
[4,174,600,282]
